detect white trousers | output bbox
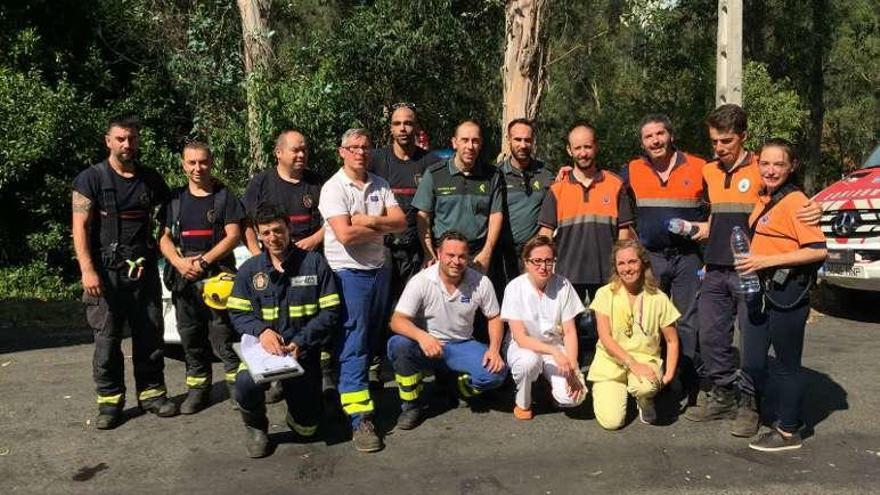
[507,340,586,409]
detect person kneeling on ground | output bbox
[226,205,342,458]
[388,230,508,430]
[588,239,680,430]
[502,235,587,420]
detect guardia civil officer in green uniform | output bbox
[497,118,556,284]
[413,120,504,282]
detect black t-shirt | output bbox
[241,168,323,240]
[72,160,170,255]
[164,185,245,255]
[369,147,440,244]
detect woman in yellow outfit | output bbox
[588,239,680,429]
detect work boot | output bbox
[730,392,760,438]
[95,404,124,430]
[240,406,270,458]
[265,381,283,404]
[396,406,426,431]
[683,386,736,422]
[141,396,179,417]
[226,381,239,410]
[180,388,211,415]
[352,419,383,452]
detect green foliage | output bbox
[0,261,80,301]
[742,61,808,146]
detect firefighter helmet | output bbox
[202,272,236,310]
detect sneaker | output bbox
[748,428,803,452]
[352,419,384,453]
[513,406,533,421]
[265,381,284,404]
[141,396,178,417]
[637,399,658,425]
[396,407,426,430]
[180,388,211,415]
[95,406,123,430]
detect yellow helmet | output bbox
[202,272,236,310]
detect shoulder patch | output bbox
[252,272,269,291]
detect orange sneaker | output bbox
[513,406,533,420]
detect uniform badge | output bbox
[533,179,541,190]
[206,209,216,224]
[738,178,751,193]
[252,272,269,291]
[369,194,379,202]
[478,183,487,193]
[460,295,471,303]
[302,194,314,209]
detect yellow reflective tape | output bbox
[96,393,123,405]
[395,372,422,387]
[289,304,319,318]
[261,307,279,320]
[286,412,318,437]
[138,387,167,401]
[398,384,423,401]
[237,361,249,373]
[319,293,341,308]
[342,400,374,415]
[224,370,238,382]
[340,389,371,405]
[185,375,209,388]
[226,296,253,311]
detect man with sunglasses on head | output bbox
[319,128,406,452]
[368,103,441,383]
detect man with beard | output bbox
[538,122,634,364]
[497,118,556,283]
[72,115,175,429]
[619,114,707,407]
[368,103,440,381]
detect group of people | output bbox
[71,102,827,459]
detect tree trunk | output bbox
[500,0,549,159]
[237,0,273,175]
[802,0,828,194]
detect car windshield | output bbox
[863,144,880,169]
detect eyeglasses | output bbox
[342,145,371,154]
[526,258,556,268]
[391,102,417,111]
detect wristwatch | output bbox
[198,257,210,270]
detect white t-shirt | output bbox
[501,273,585,346]
[319,168,398,271]
[395,264,500,342]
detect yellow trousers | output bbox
[591,359,661,431]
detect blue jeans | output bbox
[739,277,811,433]
[335,268,386,427]
[387,335,508,411]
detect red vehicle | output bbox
[813,144,880,291]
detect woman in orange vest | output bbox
[734,139,827,452]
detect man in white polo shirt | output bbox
[319,128,406,453]
[387,230,508,430]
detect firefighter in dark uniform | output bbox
[241,129,324,402]
[227,205,342,458]
[368,103,440,380]
[71,115,176,429]
[497,118,556,284]
[158,141,244,414]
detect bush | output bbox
[0,261,80,301]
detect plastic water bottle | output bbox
[731,226,761,294]
[668,218,699,238]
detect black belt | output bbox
[651,245,698,258]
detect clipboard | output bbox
[233,334,305,384]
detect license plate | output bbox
[824,263,865,278]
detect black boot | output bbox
[141,396,179,417]
[683,386,736,422]
[95,403,124,430]
[180,388,211,415]
[226,381,240,410]
[730,392,760,438]
[240,406,270,458]
[265,381,284,404]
